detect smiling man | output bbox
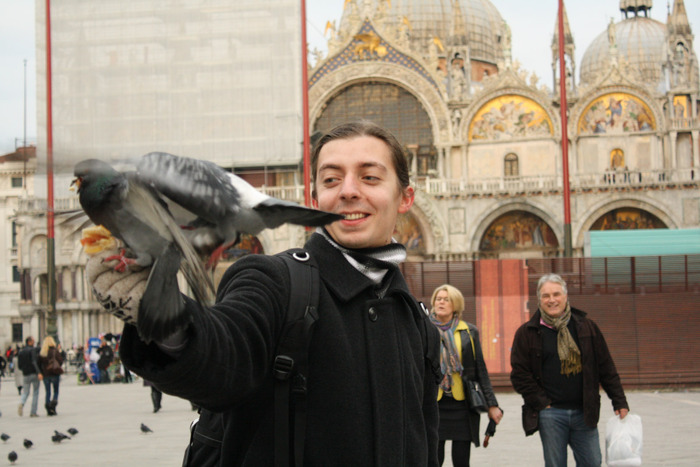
[510,273,629,467]
[86,121,441,466]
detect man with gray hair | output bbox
[510,273,629,466]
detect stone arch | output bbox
[408,190,447,257]
[470,201,562,254]
[309,62,450,144]
[574,196,679,246]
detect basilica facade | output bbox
[307,0,698,260]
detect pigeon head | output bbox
[72,159,122,195]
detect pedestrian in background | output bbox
[430,284,503,467]
[38,336,64,416]
[17,336,42,417]
[511,273,629,466]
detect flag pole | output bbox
[557,0,572,257]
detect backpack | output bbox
[182,248,319,467]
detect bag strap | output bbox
[273,249,320,467]
[464,325,477,363]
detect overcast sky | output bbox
[1,0,698,155]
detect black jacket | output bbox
[17,345,39,376]
[458,323,498,446]
[510,307,629,434]
[120,233,441,466]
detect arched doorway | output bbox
[590,208,666,230]
[479,211,559,258]
[314,81,435,176]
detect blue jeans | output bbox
[20,373,41,415]
[539,407,601,467]
[43,374,60,405]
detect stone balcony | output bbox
[15,167,698,213]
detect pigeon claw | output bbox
[103,248,137,272]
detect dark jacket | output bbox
[120,233,441,466]
[17,345,40,376]
[510,307,629,434]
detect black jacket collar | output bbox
[304,233,409,302]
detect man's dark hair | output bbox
[25,336,33,345]
[310,121,410,199]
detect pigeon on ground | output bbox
[72,159,214,342]
[140,423,153,434]
[23,439,33,449]
[134,152,344,268]
[67,428,78,436]
[52,430,71,443]
[0,433,9,442]
[7,451,17,464]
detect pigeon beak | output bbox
[70,178,81,192]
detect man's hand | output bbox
[86,249,150,326]
[615,408,629,419]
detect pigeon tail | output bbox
[254,200,344,229]
[138,244,191,344]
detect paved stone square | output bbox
[2,371,699,466]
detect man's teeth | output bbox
[345,213,366,220]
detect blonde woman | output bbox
[38,336,64,416]
[430,284,503,467]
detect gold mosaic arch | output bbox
[577,92,655,135]
[468,94,553,142]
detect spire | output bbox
[551,1,574,61]
[667,0,692,37]
[620,0,653,18]
[551,1,575,93]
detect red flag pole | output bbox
[45,0,58,337]
[301,0,312,207]
[557,0,572,257]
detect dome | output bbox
[338,0,505,65]
[580,17,667,88]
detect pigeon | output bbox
[23,439,33,449]
[7,451,17,464]
[52,430,71,443]
[72,158,215,342]
[67,428,79,436]
[134,152,344,268]
[140,423,153,434]
[0,433,9,442]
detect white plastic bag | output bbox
[605,413,643,466]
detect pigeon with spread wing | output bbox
[73,153,342,342]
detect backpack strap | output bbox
[273,249,320,467]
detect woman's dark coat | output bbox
[120,233,441,466]
[510,307,629,435]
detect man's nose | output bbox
[339,176,360,199]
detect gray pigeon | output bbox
[140,423,153,434]
[135,152,343,267]
[73,159,214,343]
[23,439,33,449]
[7,451,17,464]
[0,433,9,442]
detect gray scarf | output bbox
[540,303,582,376]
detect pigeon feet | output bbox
[103,249,137,272]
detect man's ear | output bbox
[398,186,415,214]
[311,197,319,209]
